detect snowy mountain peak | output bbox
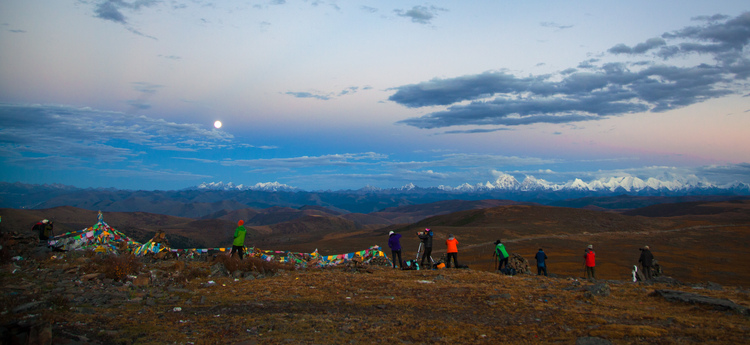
[196,181,297,192]
[492,173,521,189]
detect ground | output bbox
[2,245,749,344]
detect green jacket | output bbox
[233,225,247,246]
[495,243,509,258]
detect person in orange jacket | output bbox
[446,234,459,268]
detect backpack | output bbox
[402,260,420,270]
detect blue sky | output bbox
[1,1,749,191]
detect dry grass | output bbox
[16,261,747,345]
[98,254,143,281]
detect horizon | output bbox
[1,2,749,191]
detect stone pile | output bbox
[508,253,532,274]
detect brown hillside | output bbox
[340,212,394,227]
[370,199,527,224]
[208,208,260,222]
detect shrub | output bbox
[212,254,294,275]
[99,254,142,281]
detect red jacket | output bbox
[584,250,596,267]
[446,238,458,253]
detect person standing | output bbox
[417,228,433,268]
[494,240,509,270]
[231,220,247,260]
[638,245,655,280]
[32,219,52,245]
[388,231,403,269]
[535,248,548,276]
[584,244,596,280]
[445,234,459,268]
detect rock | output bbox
[576,336,613,345]
[210,263,229,277]
[488,293,511,299]
[650,276,683,286]
[133,274,150,287]
[508,253,532,274]
[584,283,610,297]
[651,289,749,315]
[12,301,50,314]
[0,320,52,345]
[704,281,724,291]
[81,273,103,281]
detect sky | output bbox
[1,1,749,191]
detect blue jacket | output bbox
[535,250,548,267]
[388,233,402,251]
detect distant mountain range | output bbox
[1,177,749,219]
[195,173,750,194]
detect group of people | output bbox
[387,228,461,269]
[387,228,657,281]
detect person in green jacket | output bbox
[231,220,247,260]
[494,239,509,270]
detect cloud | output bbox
[608,37,667,54]
[95,1,127,24]
[92,0,159,39]
[98,167,213,180]
[384,153,557,170]
[94,0,159,24]
[221,152,388,168]
[540,21,573,30]
[0,103,233,170]
[442,128,513,134]
[394,5,447,24]
[285,91,331,100]
[9,29,27,33]
[286,86,367,100]
[611,12,750,67]
[391,12,750,129]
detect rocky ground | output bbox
[1,232,749,345]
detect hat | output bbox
[425,228,431,232]
[644,245,650,250]
[587,244,593,249]
[495,239,502,244]
[42,219,49,224]
[238,220,244,226]
[389,231,394,236]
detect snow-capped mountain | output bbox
[435,173,739,193]
[193,173,749,196]
[196,181,297,192]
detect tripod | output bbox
[416,242,435,268]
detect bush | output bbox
[99,254,142,281]
[212,254,294,275]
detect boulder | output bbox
[584,283,611,298]
[210,262,229,277]
[650,289,749,315]
[576,336,613,345]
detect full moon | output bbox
[214,120,222,129]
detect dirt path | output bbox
[432,224,745,254]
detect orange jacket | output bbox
[446,238,458,253]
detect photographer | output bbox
[638,246,655,280]
[417,228,433,268]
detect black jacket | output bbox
[418,232,433,248]
[639,249,654,267]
